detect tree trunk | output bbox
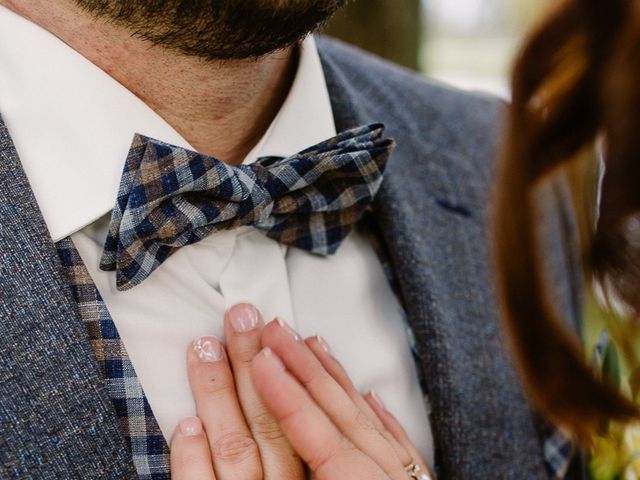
[323,0,423,71]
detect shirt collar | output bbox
[0,6,335,242]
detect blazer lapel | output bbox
[0,116,135,478]
[319,41,548,479]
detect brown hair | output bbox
[495,0,640,440]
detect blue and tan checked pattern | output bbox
[544,428,574,479]
[101,123,394,291]
[56,237,170,479]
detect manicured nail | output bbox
[276,318,301,341]
[179,416,203,436]
[369,390,387,411]
[316,335,334,356]
[193,336,223,362]
[262,347,285,371]
[228,303,260,333]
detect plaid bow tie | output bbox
[100,124,394,290]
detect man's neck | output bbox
[1,0,296,164]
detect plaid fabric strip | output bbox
[56,237,170,479]
[543,427,574,479]
[100,123,394,291]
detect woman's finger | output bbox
[170,416,216,480]
[188,336,262,480]
[261,320,407,480]
[251,347,389,479]
[364,392,433,479]
[305,335,412,465]
[224,303,304,479]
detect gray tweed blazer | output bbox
[0,37,583,479]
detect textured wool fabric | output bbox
[101,125,393,290]
[56,237,170,479]
[0,117,136,478]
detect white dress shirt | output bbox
[0,5,434,468]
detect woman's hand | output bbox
[170,304,432,480]
[171,303,305,479]
[252,318,432,480]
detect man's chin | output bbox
[74,0,348,60]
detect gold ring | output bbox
[404,461,433,480]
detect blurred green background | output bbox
[325,0,549,97]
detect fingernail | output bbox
[369,390,387,411]
[179,416,203,436]
[316,335,334,356]
[193,336,223,362]
[228,303,260,333]
[262,347,285,371]
[276,318,301,341]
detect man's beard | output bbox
[73,1,348,60]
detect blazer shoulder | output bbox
[316,35,505,176]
